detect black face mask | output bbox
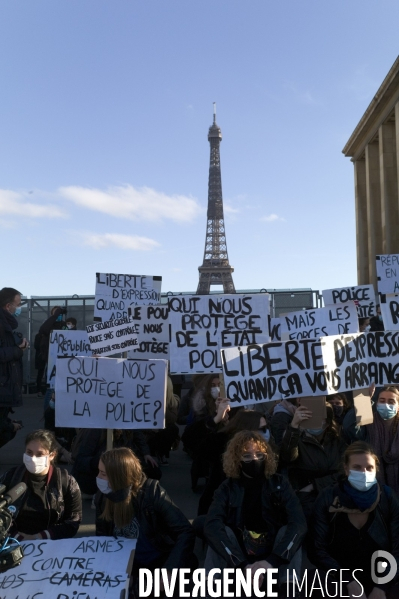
[333,405,344,418]
[241,459,264,478]
[106,486,131,503]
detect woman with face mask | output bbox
[95,447,196,596]
[309,442,399,599]
[0,429,82,540]
[343,386,399,494]
[328,392,350,427]
[279,401,348,520]
[203,431,306,597]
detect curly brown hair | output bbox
[222,430,277,479]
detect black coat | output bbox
[38,307,65,362]
[309,482,399,586]
[0,308,23,407]
[204,473,307,565]
[95,477,195,570]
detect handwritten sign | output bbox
[269,317,281,341]
[168,294,270,374]
[380,293,399,330]
[221,331,399,404]
[127,305,170,360]
[55,356,167,429]
[376,254,399,293]
[0,536,135,599]
[280,303,359,341]
[94,272,162,322]
[322,285,376,317]
[87,316,139,357]
[47,330,92,388]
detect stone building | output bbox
[343,56,399,289]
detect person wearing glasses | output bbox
[204,430,306,597]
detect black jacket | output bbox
[204,473,306,566]
[95,477,195,570]
[279,426,347,492]
[0,308,23,407]
[0,464,82,540]
[310,482,399,586]
[38,307,65,362]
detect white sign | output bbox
[168,294,270,374]
[221,331,399,405]
[322,284,376,318]
[1,536,135,599]
[47,330,92,388]
[55,356,167,429]
[280,303,359,341]
[376,254,399,293]
[380,293,399,330]
[94,272,162,322]
[269,317,281,341]
[127,304,170,360]
[87,316,139,357]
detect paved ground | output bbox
[0,394,202,539]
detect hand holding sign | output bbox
[214,398,230,424]
[291,406,313,429]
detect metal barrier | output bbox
[18,289,321,389]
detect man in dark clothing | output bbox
[370,303,384,332]
[0,287,28,447]
[38,306,67,364]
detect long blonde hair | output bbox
[100,447,143,528]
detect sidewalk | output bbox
[0,395,200,537]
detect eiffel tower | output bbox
[197,105,236,294]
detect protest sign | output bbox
[280,303,359,341]
[322,285,376,318]
[55,356,167,429]
[127,304,170,360]
[353,389,374,426]
[87,316,139,357]
[221,331,399,405]
[0,536,135,599]
[168,293,270,374]
[376,254,399,293]
[47,330,92,388]
[298,396,326,429]
[94,272,162,322]
[380,293,399,331]
[269,317,281,341]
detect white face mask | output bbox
[23,453,49,474]
[66,323,74,330]
[348,470,377,492]
[96,477,112,494]
[210,387,220,400]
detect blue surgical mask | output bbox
[378,315,383,322]
[56,315,63,322]
[49,400,55,410]
[14,307,21,317]
[376,403,398,420]
[96,477,112,494]
[306,426,325,436]
[348,470,377,492]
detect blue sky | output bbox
[1,1,398,297]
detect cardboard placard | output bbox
[280,303,359,341]
[322,285,376,318]
[94,272,162,322]
[87,316,139,356]
[353,389,374,426]
[127,304,170,360]
[298,396,327,429]
[269,317,281,341]
[47,330,92,388]
[380,293,399,331]
[376,254,399,294]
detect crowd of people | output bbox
[0,286,398,598]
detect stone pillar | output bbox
[396,102,399,232]
[354,159,369,284]
[379,120,399,254]
[365,141,383,289]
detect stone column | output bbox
[379,120,399,253]
[396,102,399,228]
[365,141,383,289]
[354,159,369,284]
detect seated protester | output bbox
[197,409,274,516]
[270,397,298,447]
[146,377,180,464]
[203,431,306,596]
[279,402,347,520]
[0,429,81,540]
[71,428,161,496]
[343,385,399,495]
[95,447,196,595]
[370,303,384,332]
[309,441,399,599]
[327,392,350,427]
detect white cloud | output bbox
[59,184,202,223]
[75,232,160,251]
[261,213,285,222]
[224,203,239,214]
[0,189,67,219]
